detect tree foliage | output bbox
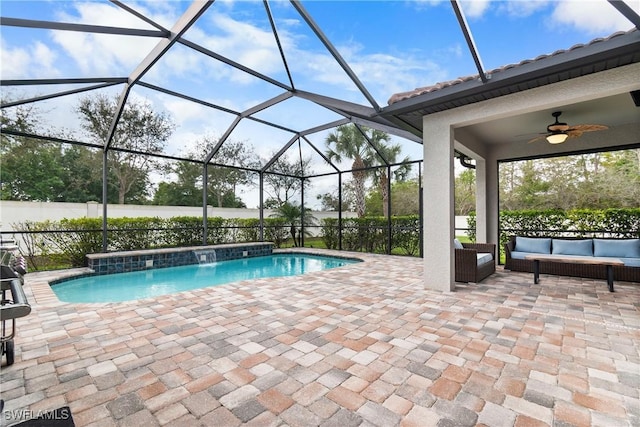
[454,169,476,215]
[499,150,640,210]
[316,183,356,212]
[1,105,65,201]
[269,201,317,246]
[153,137,255,207]
[206,138,259,207]
[325,124,408,217]
[77,94,174,204]
[366,179,420,216]
[263,153,313,209]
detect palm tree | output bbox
[369,141,412,217]
[325,124,389,217]
[325,124,408,217]
[270,202,317,247]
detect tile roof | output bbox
[387,29,637,106]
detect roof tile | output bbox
[387,29,635,106]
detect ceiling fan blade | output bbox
[527,135,547,144]
[567,124,609,133]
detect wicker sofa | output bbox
[454,241,496,283]
[504,236,640,283]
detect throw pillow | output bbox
[515,237,551,254]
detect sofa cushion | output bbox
[509,251,529,260]
[619,258,640,268]
[476,253,493,266]
[552,239,593,256]
[453,239,464,250]
[515,237,551,254]
[593,239,640,258]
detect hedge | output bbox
[319,215,421,256]
[468,208,640,256]
[15,209,637,269]
[14,216,295,268]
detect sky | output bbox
[1,0,638,208]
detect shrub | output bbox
[392,215,421,255]
[320,218,339,250]
[44,218,103,267]
[263,218,288,248]
[162,216,204,247]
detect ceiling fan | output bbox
[528,111,609,144]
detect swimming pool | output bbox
[51,253,360,303]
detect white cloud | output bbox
[550,0,638,34]
[0,43,33,79]
[49,2,180,76]
[0,40,60,80]
[56,2,168,30]
[460,0,491,19]
[499,1,551,18]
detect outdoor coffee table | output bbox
[523,254,624,292]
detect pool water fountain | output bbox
[193,248,217,264]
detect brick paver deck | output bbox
[1,249,639,426]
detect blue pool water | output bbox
[52,254,359,303]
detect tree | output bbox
[369,145,411,217]
[269,201,317,246]
[263,153,313,209]
[325,124,403,217]
[153,138,255,207]
[316,184,356,212]
[57,145,113,203]
[152,159,203,206]
[0,105,66,201]
[455,169,475,215]
[498,149,640,211]
[207,139,259,208]
[365,179,420,216]
[77,94,174,204]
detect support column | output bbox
[423,119,455,291]
[486,152,500,251]
[202,164,208,245]
[259,172,264,241]
[474,157,487,243]
[102,150,108,252]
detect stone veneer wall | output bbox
[86,242,273,275]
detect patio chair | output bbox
[454,240,496,283]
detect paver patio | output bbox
[1,248,639,427]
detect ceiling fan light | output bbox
[546,132,568,144]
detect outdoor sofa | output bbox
[504,236,640,283]
[454,239,496,283]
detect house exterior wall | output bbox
[421,62,640,291]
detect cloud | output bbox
[49,2,178,76]
[460,0,491,19]
[499,1,551,18]
[287,41,449,106]
[550,0,638,34]
[1,43,34,79]
[458,0,636,34]
[0,40,59,80]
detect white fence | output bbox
[0,201,353,231]
[0,200,470,244]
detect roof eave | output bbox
[380,30,640,120]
